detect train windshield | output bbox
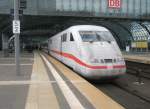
[79,31,114,42]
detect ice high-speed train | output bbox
[44,25,126,79]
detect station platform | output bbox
[0,51,124,109]
[123,52,150,64]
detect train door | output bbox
[61,33,67,64]
[67,32,78,70]
[60,35,63,61]
[47,40,49,54]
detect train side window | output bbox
[70,33,74,41]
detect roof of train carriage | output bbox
[68,25,109,31]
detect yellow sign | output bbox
[131,41,148,48]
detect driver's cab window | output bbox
[70,33,74,41]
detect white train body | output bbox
[47,25,126,79]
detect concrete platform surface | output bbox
[43,52,124,109]
[123,52,150,64]
[0,51,125,109]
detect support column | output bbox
[2,33,9,57]
[0,34,2,51]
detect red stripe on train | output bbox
[51,50,126,69]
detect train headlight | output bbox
[90,59,99,63]
[117,58,124,62]
[100,59,105,63]
[113,59,117,63]
[90,59,105,63]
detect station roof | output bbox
[0,0,150,49]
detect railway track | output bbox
[94,81,150,109]
[93,60,150,109]
[111,61,150,103]
[126,61,150,80]
[112,81,150,104]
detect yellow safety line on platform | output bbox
[25,52,59,109]
[45,52,125,109]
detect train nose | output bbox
[84,67,126,80]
